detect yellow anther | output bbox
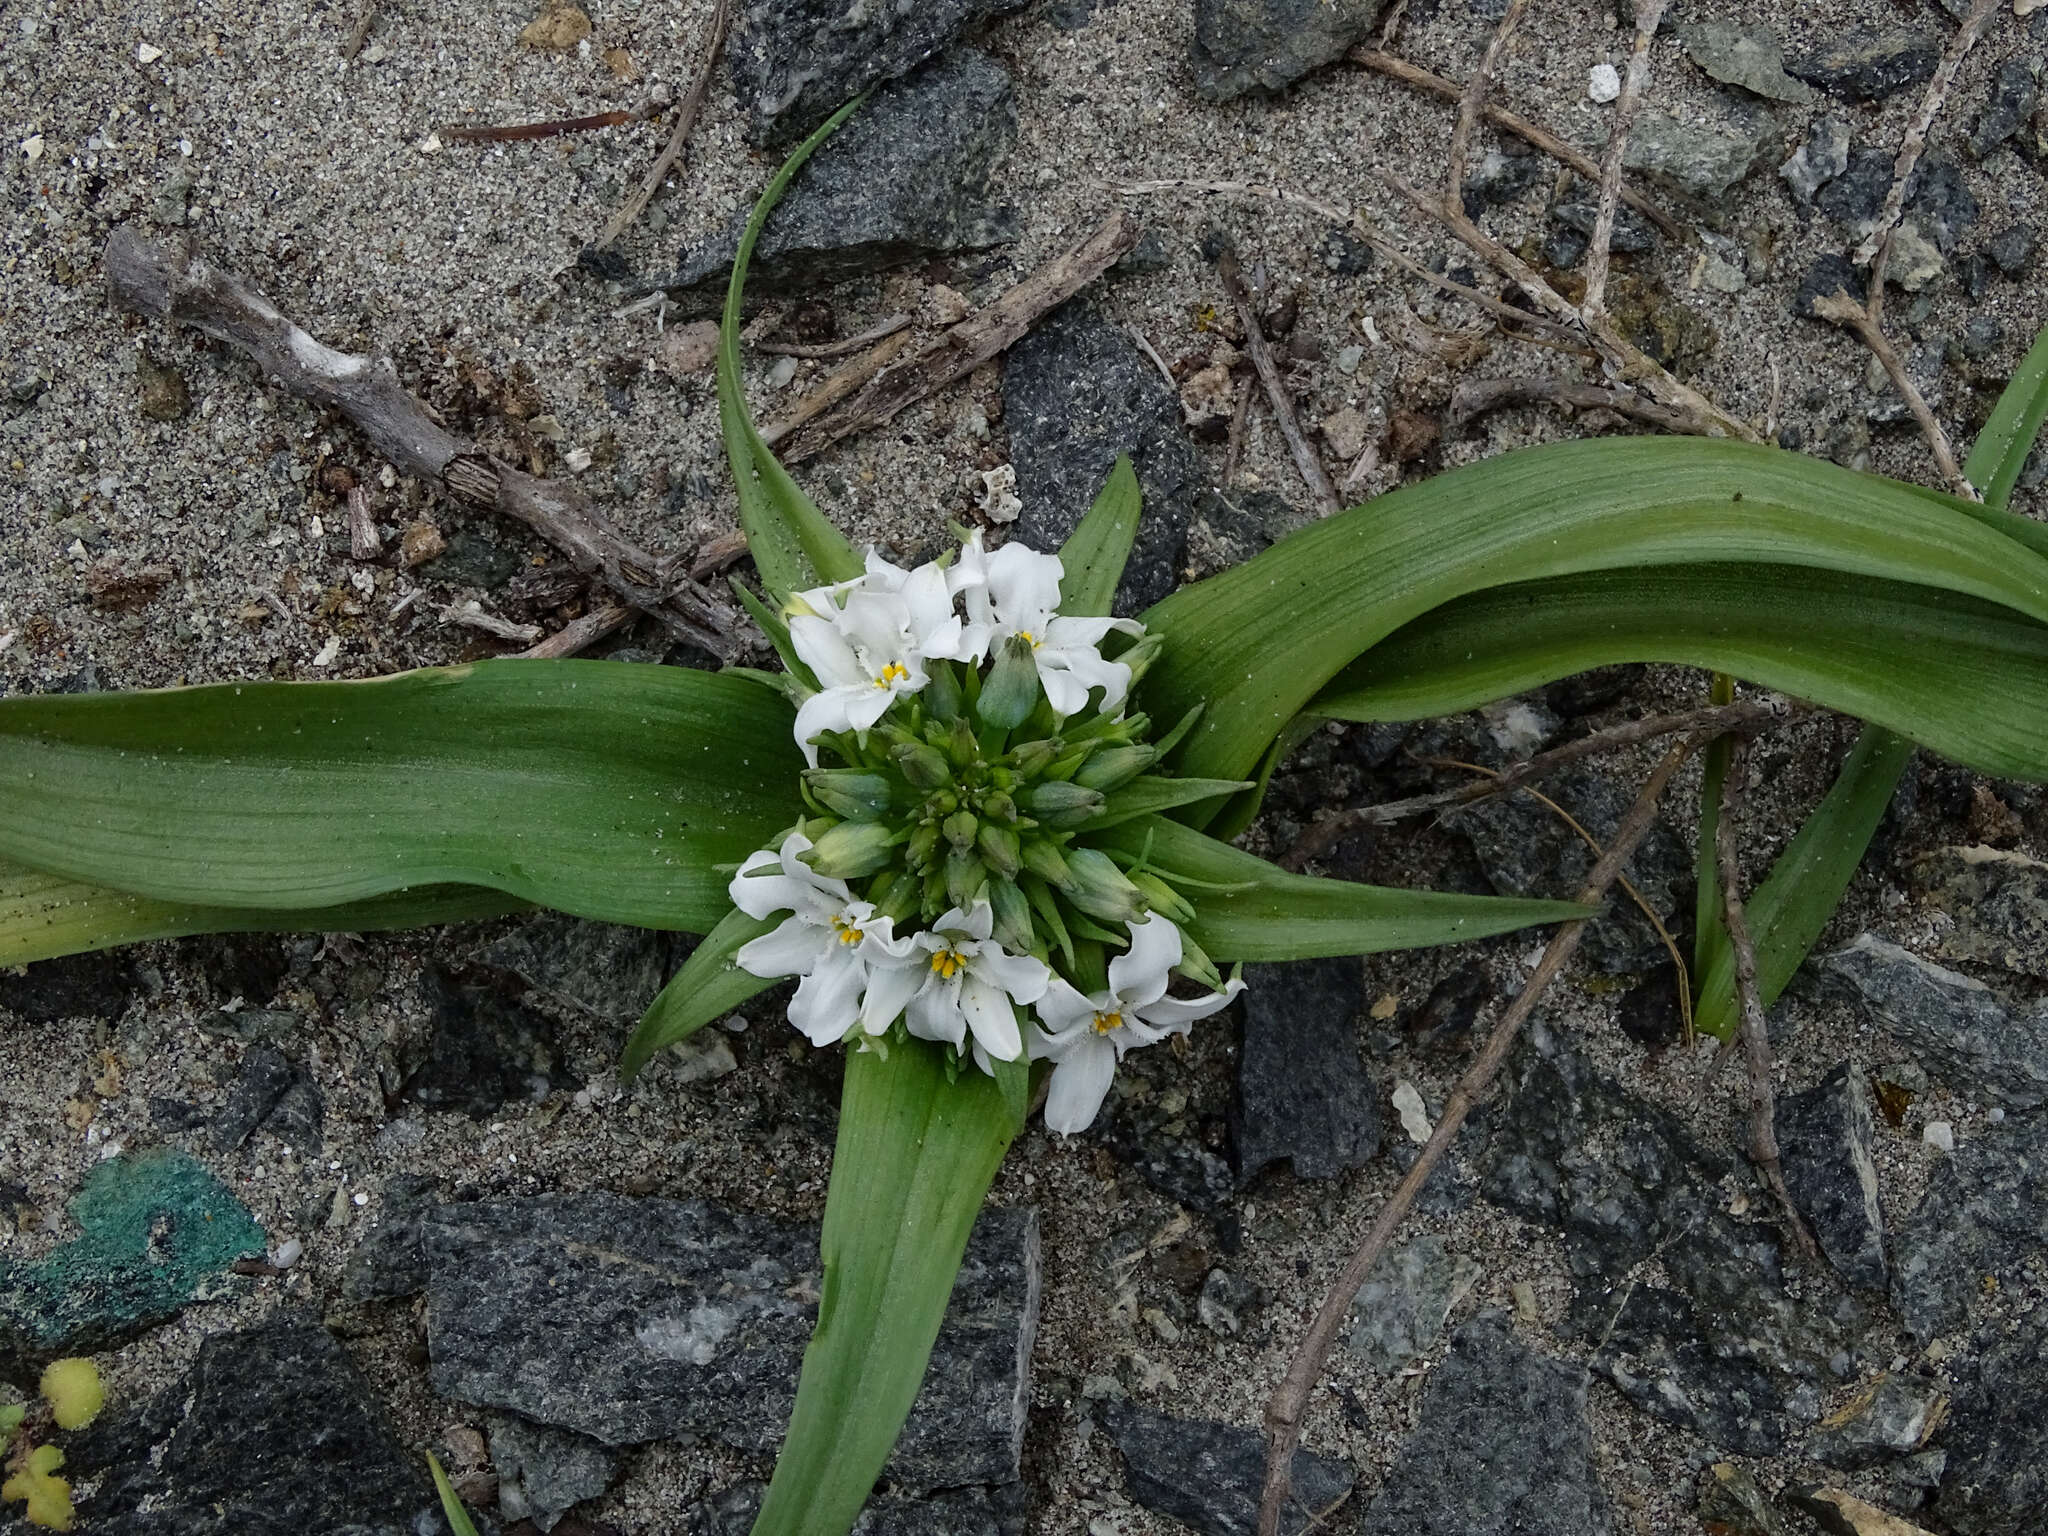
[875,661,910,687]
[831,916,862,945]
[929,949,963,979]
[1092,1010,1123,1035]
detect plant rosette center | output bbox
[729,533,1243,1133]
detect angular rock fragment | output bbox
[489,1413,617,1533]
[1699,1462,1789,1536]
[1807,1373,1945,1470]
[1910,844,2048,979]
[1101,1401,1356,1536]
[1346,1235,1479,1372]
[1191,0,1390,102]
[1934,1305,2048,1536]
[1789,1486,1939,1536]
[1679,21,1816,104]
[1622,108,1774,201]
[690,1478,1033,1535]
[1969,59,2039,161]
[1782,117,1852,206]
[1776,1063,1888,1291]
[401,960,577,1118]
[1889,1110,2048,1341]
[1232,957,1380,1183]
[1789,30,1940,102]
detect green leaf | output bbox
[1141,437,2048,796]
[0,854,523,967]
[1964,321,2048,508]
[1203,713,1319,844]
[1090,815,1589,961]
[0,660,803,933]
[619,905,779,1077]
[721,103,866,600]
[1082,775,1254,830]
[1056,456,1143,618]
[751,1041,1018,1536]
[426,1451,482,1536]
[1309,564,2048,781]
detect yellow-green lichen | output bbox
[38,1360,101,1432]
[2,1442,74,1531]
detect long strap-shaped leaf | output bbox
[1140,436,2048,792]
[618,905,778,1076]
[751,1041,1019,1536]
[1056,456,1143,617]
[0,661,802,934]
[0,854,524,967]
[1091,814,1589,960]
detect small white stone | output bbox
[308,514,324,539]
[363,41,387,64]
[1335,344,1365,374]
[268,1237,304,1269]
[178,137,192,157]
[766,355,799,389]
[1989,1107,2006,1123]
[418,132,442,154]
[311,634,341,668]
[1923,1120,1955,1152]
[352,1190,369,1206]
[1392,1079,1432,1143]
[1589,63,1622,104]
[562,445,593,473]
[136,42,163,63]
[20,134,43,162]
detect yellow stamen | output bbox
[875,661,910,687]
[929,948,963,979]
[831,916,862,945]
[1092,1010,1123,1035]
[1019,629,1041,649]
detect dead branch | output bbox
[762,329,915,448]
[1445,0,1527,206]
[757,313,912,359]
[1713,738,1829,1268]
[1811,287,1974,498]
[517,602,635,659]
[1449,376,1700,432]
[1584,0,1670,320]
[1281,698,1792,870]
[1222,374,1255,487]
[1853,0,2002,267]
[1105,177,1349,224]
[443,601,543,644]
[346,485,381,559]
[1256,734,1705,1536]
[1217,244,1342,513]
[441,102,657,144]
[104,226,740,658]
[779,211,1141,462]
[594,0,730,249]
[1350,48,1682,240]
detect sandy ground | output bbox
[4,0,2048,1531]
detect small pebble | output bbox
[1589,63,1622,103]
[767,355,799,389]
[1923,1120,1955,1152]
[562,446,593,473]
[1335,344,1365,374]
[136,42,162,63]
[21,135,43,162]
[268,1237,303,1269]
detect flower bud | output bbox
[942,809,980,851]
[1020,837,1072,888]
[977,822,1022,879]
[1073,744,1156,792]
[799,820,898,880]
[923,660,963,721]
[906,821,942,868]
[1175,931,1227,992]
[942,716,980,768]
[945,847,988,910]
[804,768,896,821]
[976,634,1043,729]
[1006,737,1063,777]
[1023,780,1106,830]
[891,741,953,790]
[1061,847,1149,923]
[1128,870,1196,924]
[987,876,1035,953]
[1117,631,1166,688]
[870,870,922,926]
[980,790,1018,824]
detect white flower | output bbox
[1028,914,1244,1134]
[729,832,917,1046]
[866,899,1050,1066]
[952,532,1143,717]
[786,553,972,766]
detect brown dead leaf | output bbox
[400,520,447,568]
[602,45,639,80]
[87,558,173,612]
[518,2,592,52]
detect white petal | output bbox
[788,947,867,1045]
[1037,664,1094,719]
[905,975,966,1048]
[735,916,826,979]
[857,957,924,1035]
[1138,976,1248,1029]
[1042,1037,1117,1134]
[792,689,857,767]
[959,975,1023,1061]
[933,901,994,944]
[987,541,1062,631]
[842,684,897,733]
[1109,914,1181,1010]
[1034,977,1100,1036]
[967,942,1049,1005]
[788,613,862,689]
[776,832,851,905]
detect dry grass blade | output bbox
[757,313,912,359]
[594,0,730,250]
[1584,0,1670,320]
[1217,243,1341,513]
[1449,376,1699,431]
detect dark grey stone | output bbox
[1588,1284,1790,1456]
[1551,201,1659,254]
[1961,250,1993,300]
[478,912,677,1023]
[422,1194,1039,1491]
[1962,315,2005,361]
[1198,1267,1256,1335]
[1968,58,2039,160]
[1319,226,1374,276]
[1232,957,1380,1183]
[1403,962,1490,1058]
[1346,1235,1478,1372]
[487,1414,615,1533]
[211,1045,320,1155]
[1988,222,2037,275]
[67,1313,436,1536]
[1622,107,1774,201]
[1190,0,1390,102]
[1816,146,1893,231]
[1781,116,1851,205]
[0,950,138,1024]
[1914,844,2048,978]
[420,529,519,591]
[727,0,1026,144]
[1103,1108,1236,1213]
[1005,303,1200,615]
[341,1173,443,1301]
[1447,766,1689,973]
[1820,933,2048,1110]
[1905,154,1979,253]
[1361,1312,1611,1536]
[1117,228,1172,274]
[1890,1109,2048,1341]
[669,51,1017,297]
[1806,1373,1945,1469]
[1697,1462,1789,1536]
[1461,147,1547,217]
[1794,253,1868,319]
[1790,29,1940,101]
[1935,1307,2048,1536]
[1101,1401,1356,1536]
[689,1479,1032,1535]
[400,961,577,1118]
[1777,1063,1888,1292]
[1679,21,1816,104]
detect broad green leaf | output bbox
[1142,437,2048,795]
[0,854,523,967]
[619,904,778,1077]
[0,661,803,933]
[721,102,866,600]
[1092,815,1590,961]
[1203,712,1319,844]
[1056,456,1143,618]
[1083,775,1253,830]
[426,1451,482,1536]
[1310,564,2048,781]
[751,1041,1018,1536]
[1964,320,2048,507]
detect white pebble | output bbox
[20,134,43,162]
[1392,1079,1432,1144]
[1589,63,1622,104]
[1988,1107,2006,1122]
[136,42,163,63]
[562,445,593,473]
[1923,1120,1955,1152]
[767,355,799,389]
[311,634,341,668]
[268,1237,303,1269]
[352,1190,369,1206]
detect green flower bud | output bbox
[980,789,1018,824]
[924,660,963,722]
[1061,847,1149,923]
[1073,745,1157,792]
[1117,631,1166,688]
[945,847,988,910]
[1007,737,1063,777]
[892,741,953,790]
[870,870,923,926]
[1128,870,1196,924]
[804,768,896,820]
[942,716,980,769]
[906,821,942,868]
[976,634,1043,729]
[977,822,1022,879]
[987,876,1035,953]
[943,809,980,850]
[799,820,898,880]
[1021,837,1073,888]
[1175,931,1227,992]
[1023,779,1106,830]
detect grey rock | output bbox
[728,0,1026,144]
[1968,58,2038,160]
[212,1044,321,1155]
[488,1414,616,1533]
[1319,226,1374,276]
[1589,1284,1792,1456]
[422,1194,1040,1490]
[1934,1306,2048,1536]
[1822,933,2048,1110]
[1101,1401,1356,1536]
[1904,154,1979,253]
[1961,315,2005,361]
[1403,962,1491,1058]
[1233,957,1380,1182]
[478,912,677,1023]
[1776,1063,1888,1292]
[1790,29,1941,102]
[1361,1312,1611,1536]
[689,1479,1032,1536]
[1118,228,1172,274]
[1461,147,1547,216]
[1346,1235,1479,1372]
[1890,1109,2048,1341]
[1698,1462,1789,1536]
[1988,222,2037,275]
[1190,0,1390,102]
[1005,303,1200,614]
[1782,116,1852,205]
[1913,844,2048,979]
[1814,144,1892,232]
[671,51,1017,296]
[1623,107,1774,201]
[0,950,139,1023]
[1867,341,1945,422]
[1806,1373,1945,1469]
[400,960,577,1118]
[420,529,519,591]
[67,1313,436,1536]
[1447,766,1689,973]
[1198,1267,1256,1335]
[135,347,191,422]
[1551,200,1658,253]
[341,1173,441,1301]
[1103,1108,1236,1213]
[1680,21,1816,104]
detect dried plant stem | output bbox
[517,601,635,659]
[1811,287,1974,498]
[342,1,376,60]
[594,0,730,249]
[1256,735,1704,1536]
[1449,375,1699,431]
[1583,0,1669,320]
[1222,374,1256,486]
[762,329,915,449]
[1217,245,1341,513]
[1713,739,1828,1268]
[758,313,912,359]
[1350,217,1587,345]
[441,103,657,143]
[1106,177,1348,224]
[1445,0,1527,203]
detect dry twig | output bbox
[1584,0,1670,320]
[1217,243,1341,513]
[1811,284,1974,498]
[1449,375,1700,432]
[441,102,659,144]
[1256,735,1706,1536]
[346,485,381,560]
[1222,375,1256,487]
[1445,0,1528,202]
[1348,217,1588,346]
[757,313,913,359]
[762,329,915,448]
[593,0,729,249]
[1105,177,1348,224]
[104,226,740,657]
[517,602,635,659]
[442,601,543,644]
